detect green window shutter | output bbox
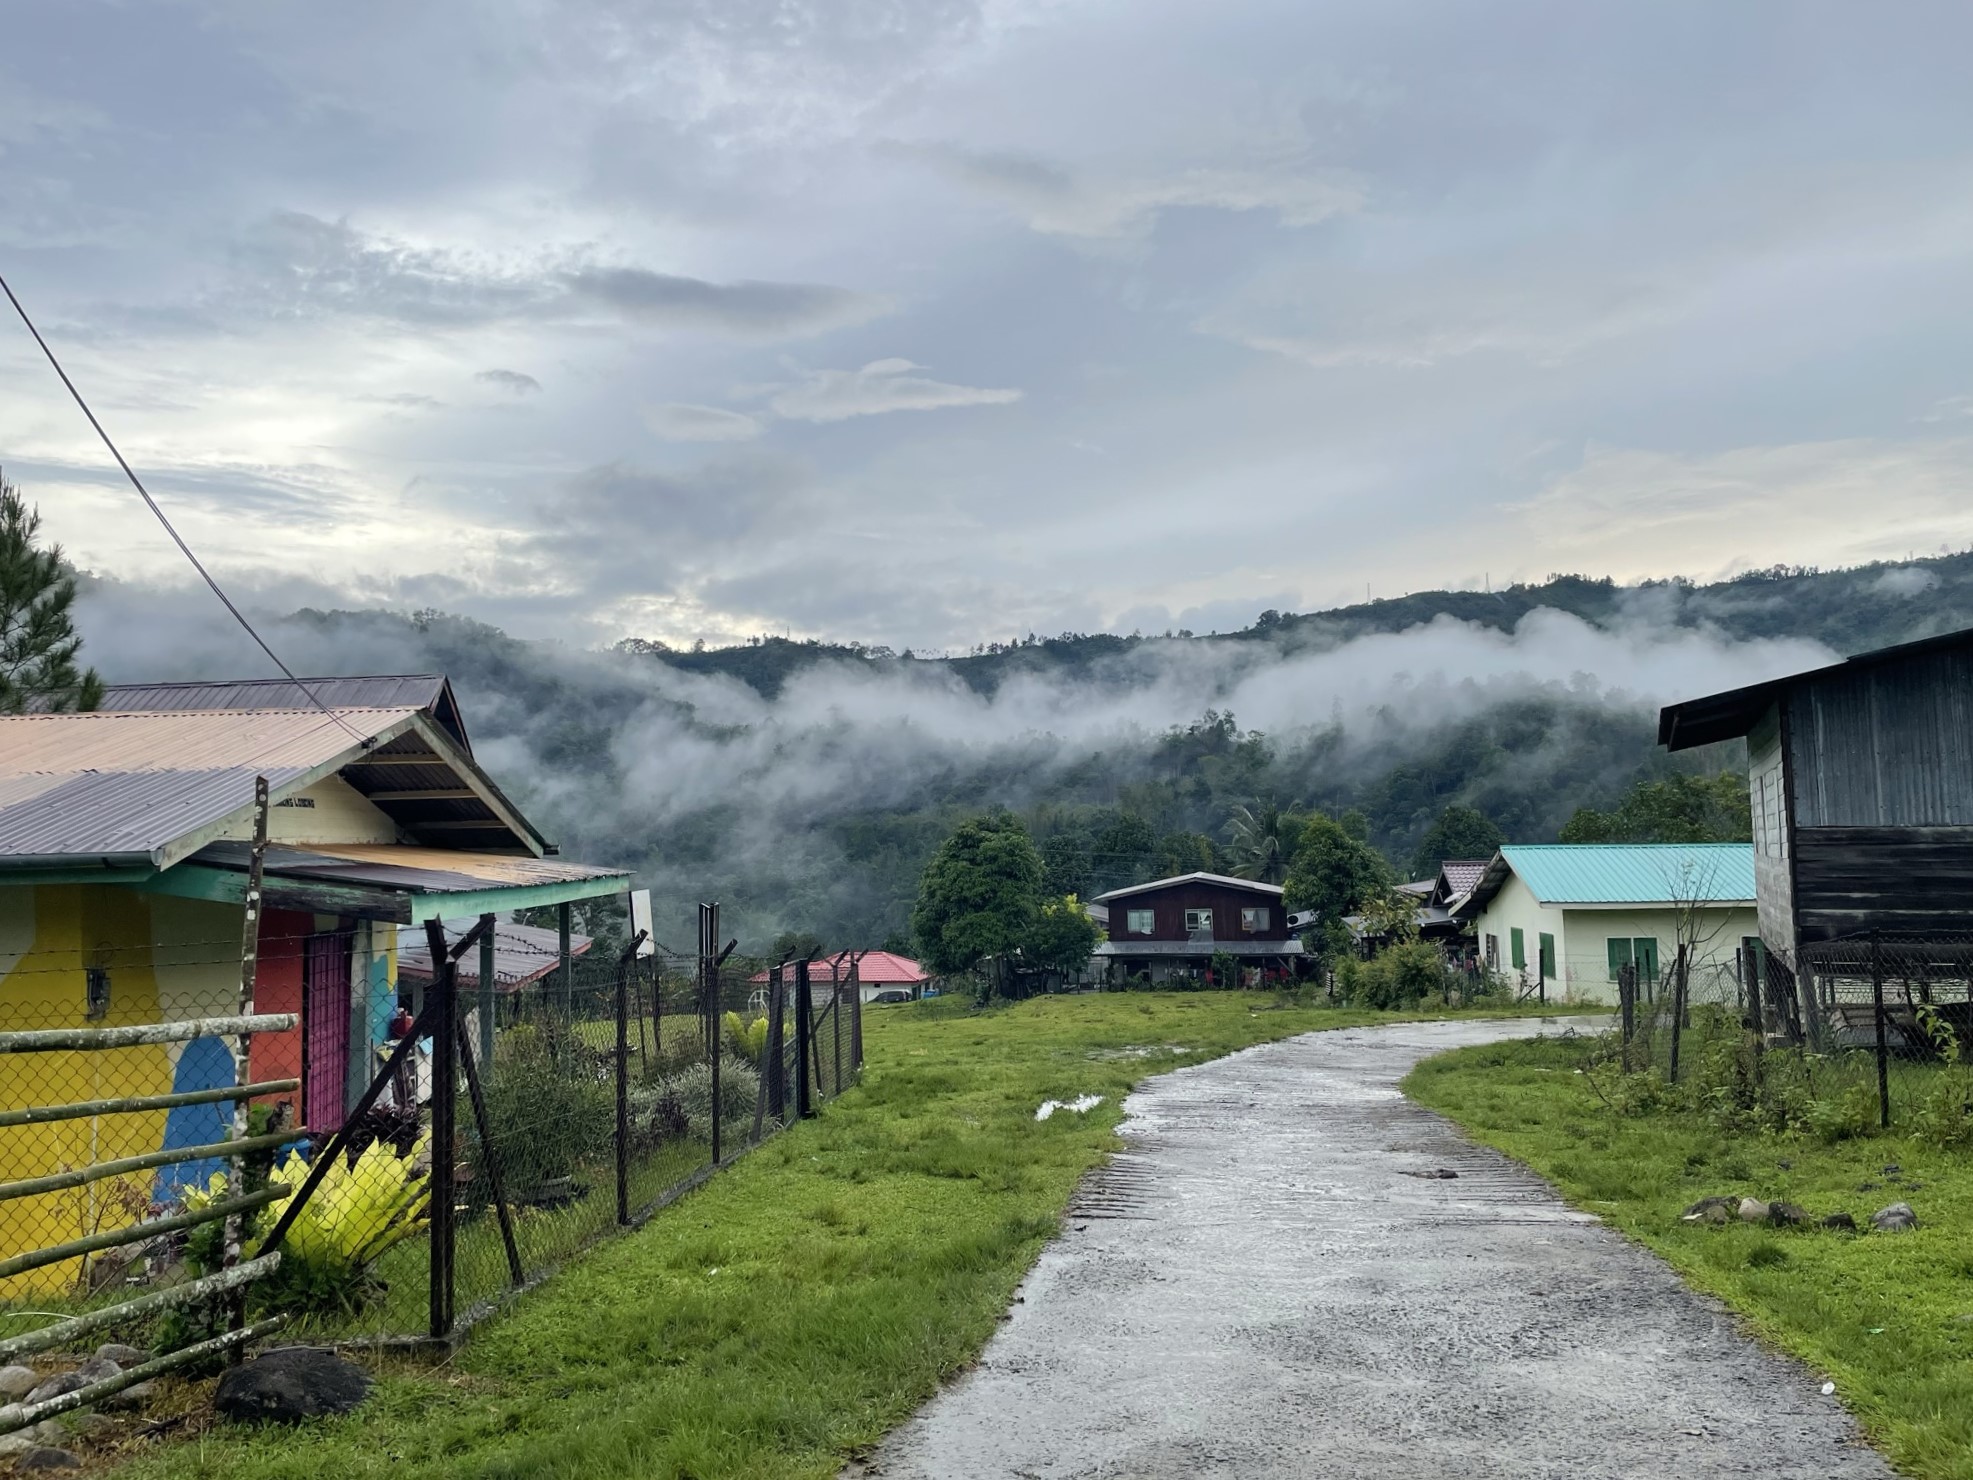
[1510,927,1526,969]
[1606,937,1633,981]
[1539,933,1555,978]
[1635,938,1660,982]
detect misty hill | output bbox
[618,554,1973,699]
[74,552,1973,950]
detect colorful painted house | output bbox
[0,676,629,1291]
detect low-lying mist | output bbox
[75,577,1832,947]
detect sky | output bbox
[5,0,1973,653]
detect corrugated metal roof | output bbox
[1093,872,1284,904]
[397,919,595,988]
[0,708,419,865]
[99,675,471,752]
[190,840,626,894]
[1497,844,1755,906]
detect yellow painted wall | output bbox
[0,885,238,1297]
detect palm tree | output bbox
[1225,800,1294,884]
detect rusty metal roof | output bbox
[396,919,596,989]
[99,675,471,752]
[0,708,422,867]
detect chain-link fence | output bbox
[0,914,866,1364]
[1605,933,1973,1134]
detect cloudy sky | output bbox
[4,0,1972,652]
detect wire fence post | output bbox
[795,958,814,1119]
[221,775,269,1350]
[1619,962,1636,1071]
[701,903,722,1165]
[1871,929,1892,1130]
[850,961,864,1072]
[477,913,497,1081]
[424,918,457,1342]
[1668,944,1689,1083]
[615,933,632,1226]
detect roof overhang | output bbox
[1659,624,1973,753]
[136,842,628,924]
[1093,872,1286,904]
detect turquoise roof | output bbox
[1498,844,1755,906]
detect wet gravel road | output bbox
[863,1017,1893,1480]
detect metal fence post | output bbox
[1871,930,1891,1130]
[1668,945,1688,1083]
[795,958,813,1119]
[615,938,631,1225]
[703,903,722,1165]
[1619,962,1636,1071]
[424,918,457,1341]
[478,913,497,1081]
[850,966,863,1072]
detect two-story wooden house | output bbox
[1091,872,1304,986]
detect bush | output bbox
[643,1059,764,1141]
[471,1044,615,1195]
[1337,941,1456,1009]
[723,1010,769,1068]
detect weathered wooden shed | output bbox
[1658,627,1973,968]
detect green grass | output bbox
[1405,1033,1973,1479]
[111,992,1556,1480]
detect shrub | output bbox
[648,1059,764,1140]
[470,1044,615,1195]
[1804,1081,1879,1144]
[1338,941,1454,1009]
[723,1010,769,1068]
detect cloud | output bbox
[563,267,891,339]
[766,359,1022,423]
[643,403,764,442]
[1873,565,1939,598]
[476,368,541,395]
[1505,438,1973,580]
[895,143,1360,238]
[205,213,886,340]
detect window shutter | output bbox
[1636,938,1659,982]
[1539,933,1555,978]
[1606,937,1631,981]
[1510,928,1525,969]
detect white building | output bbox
[1450,844,1758,1005]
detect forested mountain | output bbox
[76,552,1973,952]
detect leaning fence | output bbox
[0,908,866,1381]
[1609,931,1973,1132]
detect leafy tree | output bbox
[1026,894,1103,977]
[1156,829,1219,877]
[0,474,101,713]
[1558,773,1751,845]
[1039,832,1092,899]
[1224,800,1298,884]
[910,811,1044,976]
[1408,804,1505,879]
[1283,812,1391,935]
[1339,808,1371,843]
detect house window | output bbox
[1240,906,1267,932]
[1606,937,1661,983]
[1538,932,1556,980]
[1510,928,1526,970]
[1126,908,1155,935]
[1485,934,1499,967]
[1184,908,1214,933]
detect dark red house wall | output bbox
[1106,882,1285,942]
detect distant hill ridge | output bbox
[614,552,1973,697]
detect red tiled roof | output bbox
[750,949,928,985]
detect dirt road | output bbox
[864,1017,1892,1479]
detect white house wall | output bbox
[1469,874,1562,997]
[1554,905,1761,1005]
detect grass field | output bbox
[103,992,1556,1480]
[1406,1032,1973,1480]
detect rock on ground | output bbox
[94,1344,148,1367]
[0,1366,36,1400]
[22,1373,86,1408]
[15,1447,80,1471]
[214,1348,371,1424]
[1871,1202,1918,1232]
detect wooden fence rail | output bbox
[0,1014,297,1054]
[0,1079,300,1130]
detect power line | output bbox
[0,270,366,743]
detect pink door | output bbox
[303,931,354,1132]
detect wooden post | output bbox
[1871,931,1891,1130]
[222,775,270,1346]
[703,904,722,1164]
[478,913,497,1081]
[424,918,456,1340]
